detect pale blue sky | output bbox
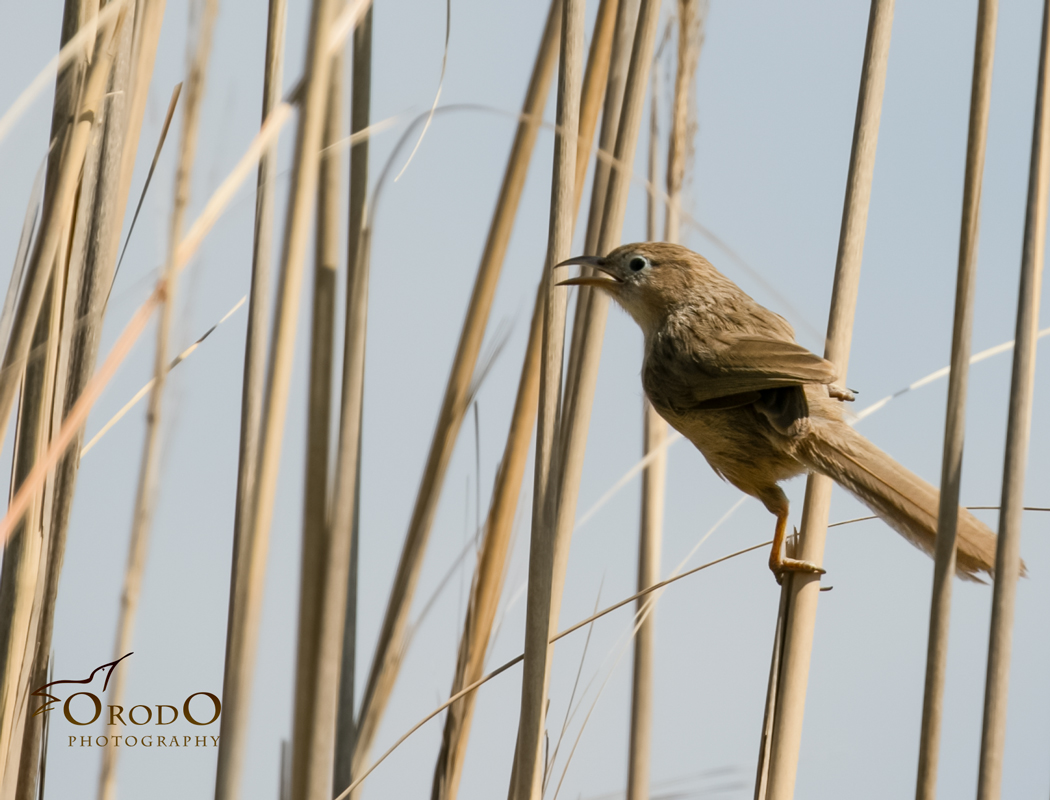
[0,1,1047,798]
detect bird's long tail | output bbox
[798,421,1019,582]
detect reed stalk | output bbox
[429,4,615,797]
[511,1,661,797]
[18,5,156,792]
[0,10,125,788]
[287,35,345,800]
[434,286,544,800]
[975,1,1050,795]
[915,3,997,798]
[761,3,893,799]
[237,1,371,799]
[213,0,287,796]
[350,1,562,782]
[0,0,94,785]
[547,0,660,745]
[508,0,585,796]
[332,8,372,793]
[627,61,661,800]
[627,8,702,798]
[0,3,124,547]
[564,0,640,408]
[99,4,217,799]
[0,274,63,797]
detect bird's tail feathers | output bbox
[799,422,1019,582]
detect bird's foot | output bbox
[829,385,856,402]
[770,557,826,586]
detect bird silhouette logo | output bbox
[30,652,133,717]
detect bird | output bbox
[557,241,1014,583]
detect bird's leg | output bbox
[768,509,826,584]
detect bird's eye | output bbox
[629,256,649,272]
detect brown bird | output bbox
[558,242,1008,582]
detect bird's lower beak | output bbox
[554,255,622,289]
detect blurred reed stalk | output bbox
[512,0,661,796]
[0,0,93,784]
[976,1,1050,796]
[2,231,62,800]
[229,0,348,797]
[350,0,563,784]
[564,0,640,405]
[507,0,585,796]
[287,25,345,800]
[627,8,702,799]
[214,0,287,796]
[333,6,372,793]
[626,48,663,800]
[28,10,169,791]
[429,4,616,799]
[99,3,217,799]
[915,2,997,798]
[0,0,127,465]
[760,3,893,799]
[0,7,127,789]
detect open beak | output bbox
[554,255,622,288]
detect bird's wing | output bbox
[645,335,837,411]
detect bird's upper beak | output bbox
[554,255,622,289]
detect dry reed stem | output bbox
[432,286,544,800]
[508,0,639,785]
[1,273,62,797]
[0,12,125,785]
[114,0,169,244]
[915,2,997,797]
[430,4,617,797]
[179,87,297,797]
[288,37,344,800]
[110,82,183,299]
[1,0,98,785]
[975,1,1050,795]
[626,70,661,800]
[0,20,337,561]
[15,6,146,793]
[333,8,372,793]
[237,1,370,800]
[0,7,124,514]
[564,0,640,410]
[0,158,46,363]
[664,0,704,243]
[176,101,294,270]
[627,8,701,796]
[762,3,894,798]
[99,3,217,798]
[0,288,162,547]
[0,0,129,147]
[509,0,585,795]
[350,0,562,780]
[394,0,448,182]
[533,3,661,790]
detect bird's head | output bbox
[556,242,725,335]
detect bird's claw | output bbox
[770,557,826,585]
[829,385,856,402]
